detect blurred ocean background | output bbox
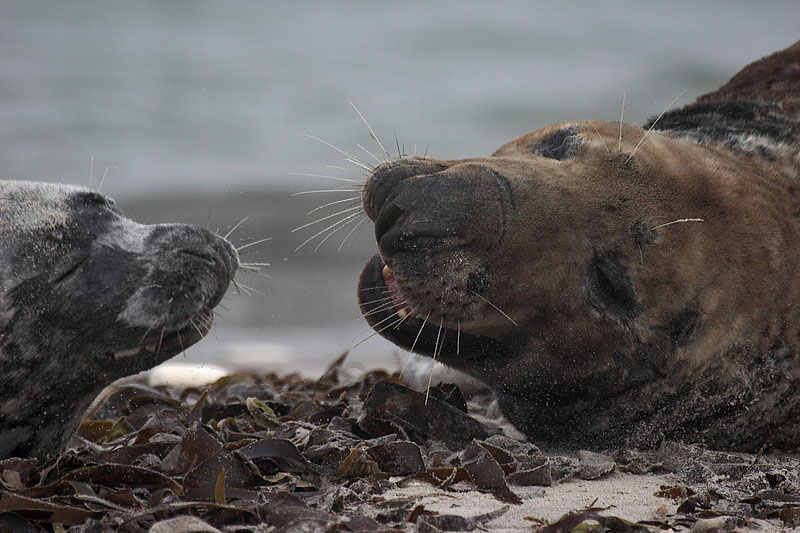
[2,1,798,376]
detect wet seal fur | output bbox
[0,181,238,459]
[358,42,800,452]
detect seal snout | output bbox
[363,156,448,221]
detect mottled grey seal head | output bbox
[358,42,800,451]
[0,181,238,459]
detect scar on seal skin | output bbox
[0,181,238,459]
[358,41,800,452]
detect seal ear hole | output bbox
[587,252,638,319]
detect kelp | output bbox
[0,354,799,530]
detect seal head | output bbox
[0,181,238,459]
[358,42,800,451]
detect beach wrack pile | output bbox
[1,354,799,531]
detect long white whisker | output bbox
[588,121,610,154]
[359,294,392,306]
[235,282,263,296]
[344,157,373,172]
[409,311,431,355]
[291,205,362,233]
[287,172,362,184]
[224,217,249,239]
[236,237,272,252]
[349,102,391,159]
[313,213,360,252]
[293,188,361,196]
[626,89,687,163]
[650,217,704,230]
[359,299,398,318]
[294,211,362,252]
[468,289,519,327]
[97,165,118,193]
[307,197,360,216]
[338,215,368,250]
[352,309,406,349]
[424,318,445,405]
[618,91,626,152]
[304,134,372,171]
[457,321,461,357]
[357,143,383,164]
[400,310,431,379]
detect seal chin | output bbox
[109,310,212,361]
[358,253,506,364]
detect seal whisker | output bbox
[468,289,519,327]
[626,89,688,163]
[399,310,431,379]
[156,327,165,354]
[650,217,704,230]
[338,215,368,251]
[287,172,363,184]
[304,134,372,172]
[349,102,391,160]
[358,299,398,319]
[176,329,187,358]
[618,91,626,151]
[294,211,362,252]
[588,121,611,154]
[352,308,406,349]
[313,213,362,252]
[293,188,362,196]
[231,280,243,296]
[457,320,461,357]
[97,165,118,193]
[358,294,393,307]
[409,310,431,356]
[424,318,445,405]
[395,132,402,158]
[291,205,363,233]
[137,325,154,346]
[236,237,273,252]
[189,318,204,338]
[357,143,383,165]
[223,217,249,240]
[234,282,262,296]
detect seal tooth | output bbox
[397,308,408,319]
[382,264,392,281]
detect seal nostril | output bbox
[374,201,404,243]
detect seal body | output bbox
[358,42,800,451]
[0,181,238,459]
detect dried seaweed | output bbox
[0,359,797,531]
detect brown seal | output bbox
[358,41,800,451]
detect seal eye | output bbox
[532,127,581,160]
[586,251,638,319]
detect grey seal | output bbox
[0,181,238,459]
[358,42,800,451]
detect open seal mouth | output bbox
[358,253,507,364]
[379,260,413,319]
